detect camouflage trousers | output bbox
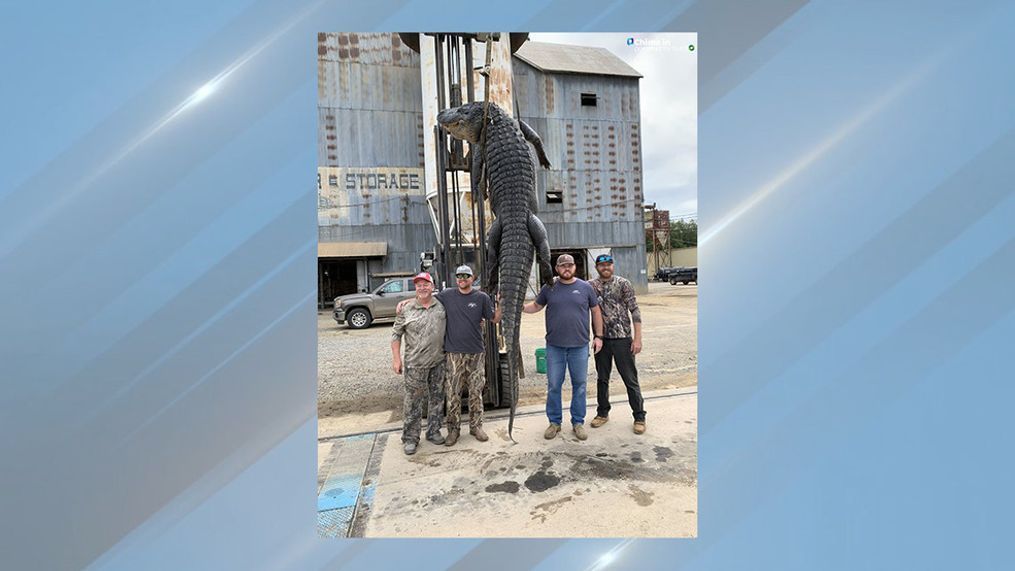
[445,352,486,431]
[402,362,445,444]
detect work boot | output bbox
[573,423,588,441]
[470,426,489,442]
[544,423,561,440]
[445,429,459,446]
[403,441,418,455]
[426,432,445,445]
[633,420,646,435]
[590,416,609,428]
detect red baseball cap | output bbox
[412,272,434,284]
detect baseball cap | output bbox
[595,254,614,264]
[455,265,474,277]
[412,272,434,284]
[556,254,575,266]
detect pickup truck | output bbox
[654,267,676,281]
[333,276,418,329]
[668,266,698,285]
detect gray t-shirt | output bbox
[436,288,494,354]
[535,279,599,348]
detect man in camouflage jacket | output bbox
[391,272,447,455]
[587,254,647,434]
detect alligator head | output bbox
[437,102,487,143]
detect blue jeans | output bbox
[545,344,589,426]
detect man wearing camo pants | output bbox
[391,272,447,455]
[398,265,501,446]
[438,265,501,446]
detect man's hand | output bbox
[392,357,403,375]
[396,299,412,315]
[492,294,503,324]
[632,338,642,355]
[592,337,603,354]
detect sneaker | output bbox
[445,429,459,447]
[633,420,646,435]
[470,426,489,442]
[426,432,445,445]
[544,423,561,440]
[573,423,588,441]
[590,416,609,428]
[403,441,418,455]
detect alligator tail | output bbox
[497,216,533,442]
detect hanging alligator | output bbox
[437,102,554,441]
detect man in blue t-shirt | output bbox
[523,254,604,441]
[397,265,501,446]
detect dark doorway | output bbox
[318,259,358,308]
[542,249,589,284]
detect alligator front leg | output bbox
[486,217,502,294]
[519,119,552,169]
[527,213,554,287]
[469,144,488,202]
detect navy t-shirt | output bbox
[436,288,495,354]
[535,279,599,347]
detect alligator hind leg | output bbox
[486,218,502,294]
[527,213,554,287]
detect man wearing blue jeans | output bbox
[523,254,604,441]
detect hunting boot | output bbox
[633,420,646,435]
[445,428,460,447]
[573,423,588,441]
[590,416,609,428]
[544,423,561,440]
[470,426,489,442]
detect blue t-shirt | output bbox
[535,279,599,347]
[436,288,495,354]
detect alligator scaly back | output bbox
[437,102,554,441]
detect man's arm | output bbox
[391,312,406,374]
[522,301,544,314]
[590,305,604,354]
[391,339,403,374]
[624,280,643,354]
[525,286,548,314]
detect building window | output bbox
[581,92,597,106]
[546,190,563,204]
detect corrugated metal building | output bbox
[318,33,648,306]
[512,41,647,291]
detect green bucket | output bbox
[535,347,547,374]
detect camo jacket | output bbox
[391,298,446,369]
[588,275,641,340]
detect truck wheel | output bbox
[682,281,689,285]
[670,279,676,285]
[346,308,372,329]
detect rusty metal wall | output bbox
[317,33,425,169]
[318,33,432,278]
